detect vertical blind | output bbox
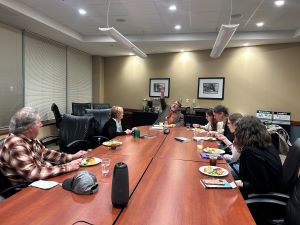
[67,48,92,113]
[24,34,67,121]
[0,24,23,127]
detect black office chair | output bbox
[72,102,92,116]
[42,114,102,154]
[85,109,111,136]
[245,138,300,224]
[92,103,111,109]
[51,103,62,129]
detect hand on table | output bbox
[125,129,133,135]
[72,150,87,160]
[69,159,81,170]
[235,180,243,188]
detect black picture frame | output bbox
[149,78,170,97]
[197,77,225,99]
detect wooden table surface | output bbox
[0,126,255,225]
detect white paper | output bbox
[29,180,58,189]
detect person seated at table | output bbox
[200,108,224,133]
[210,105,234,142]
[0,107,86,186]
[154,85,184,127]
[102,106,133,140]
[215,113,243,163]
[234,116,283,197]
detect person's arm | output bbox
[10,144,79,181]
[216,122,224,134]
[106,120,126,139]
[200,122,210,131]
[174,113,184,127]
[159,85,167,110]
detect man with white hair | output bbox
[0,107,86,185]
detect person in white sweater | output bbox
[200,109,224,133]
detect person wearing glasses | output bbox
[0,107,86,186]
[154,85,184,127]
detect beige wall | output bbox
[92,56,105,103]
[103,43,300,121]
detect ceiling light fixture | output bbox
[169,5,177,11]
[256,22,264,27]
[210,0,239,58]
[274,0,285,7]
[99,27,147,58]
[78,9,86,15]
[99,0,147,59]
[243,43,249,46]
[174,25,181,30]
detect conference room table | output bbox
[0,126,255,225]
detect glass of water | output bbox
[101,158,111,177]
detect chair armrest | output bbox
[246,198,287,206]
[247,192,289,202]
[66,140,90,148]
[0,182,31,197]
[90,136,110,147]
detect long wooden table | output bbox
[0,126,255,225]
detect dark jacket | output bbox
[239,144,283,196]
[102,118,126,140]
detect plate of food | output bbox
[102,140,122,147]
[80,157,101,166]
[203,147,225,154]
[199,166,229,177]
[193,136,217,141]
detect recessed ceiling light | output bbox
[180,49,184,52]
[274,0,285,7]
[174,25,181,30]
[78,9,87,15]
[169,5,177,11]
[129,53,134,55]
[243,43,249,46]
[256,22,264,27]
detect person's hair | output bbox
[213,105,229,116]
[228,113,243,125]
[9,107,39,134]
[234,116,271,151]
[110,106,124,118]
[206,109,217,131]
[175,101,182,108]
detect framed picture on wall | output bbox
[149,78,170,97]
[198,77,225,99]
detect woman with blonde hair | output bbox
[102,106,133,139]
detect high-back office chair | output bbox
[72,103,92,116]
[51,103,62,128]
[85,109,111,135]
[58,114,100,154]
[92,103,111,109]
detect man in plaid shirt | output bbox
[0,107,87,185]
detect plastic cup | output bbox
[209,155,218,166]
[101,158,111,177]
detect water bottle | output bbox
[133,128,140,138]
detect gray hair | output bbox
[9,107,39,134]
[110,106,123,118]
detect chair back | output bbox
[58,114,95,153]
[282,138,300,194]
[286,177,300,225]
[51,103,62,128]
[92,103,111,109]
[85,109,111,135]
[72,103,92,116]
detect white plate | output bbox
[199,166,229,177]
[203,147,225,154]
[193,136,216,141]
[102,141,122,147]
[80,157,101,166]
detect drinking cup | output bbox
[186,123,191,128]
[209,155,218,166]
[101,158,111,177]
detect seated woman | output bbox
[215,113,243,163]
[200,109,224,133]
[234,116,283,197]
[102,106,133,140]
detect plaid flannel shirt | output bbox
[0,133,74,185]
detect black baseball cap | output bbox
[62,171,99,195]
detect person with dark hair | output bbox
[102,106,133,139]
[234,116,283,196]
[154,85,184,127]
[215,113,243,163]
[200,109,223,132]
[0,107,86,186]
[212,105,234,142]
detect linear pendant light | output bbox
[210,24,239,58]
[99,27,147,59]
